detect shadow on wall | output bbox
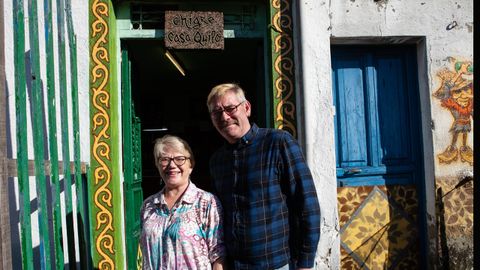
[435,174,473,269]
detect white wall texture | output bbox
[296,0,340,269]
[71,0,90,163]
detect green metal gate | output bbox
[121,49,144,270]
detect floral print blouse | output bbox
[140,182,225,269]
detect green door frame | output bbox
[88,0,298,269]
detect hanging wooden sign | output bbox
[165,11,224,49]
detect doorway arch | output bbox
[88,0,299,268]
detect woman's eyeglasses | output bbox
[159,156,190,166]
[210,101,245,118]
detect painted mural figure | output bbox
[434,60,473,165]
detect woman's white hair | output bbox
[153,135,195,168]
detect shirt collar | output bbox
[180,182,198,204]
[226,123,258,149]
[240,123,258,146]
[153,181,198,206]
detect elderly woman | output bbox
[140,135,226,269]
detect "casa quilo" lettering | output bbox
[165,11,224,49]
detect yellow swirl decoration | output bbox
[91,0,114,269]
[272,0,296,137]
[272,0,292,32]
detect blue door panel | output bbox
[337,173,415,187]
[375,56,412,165]
[334,56,369,168]
[332,46,421,186]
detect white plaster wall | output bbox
[296,1,340,269]
[329,0,474,178]
[72,0,90,163]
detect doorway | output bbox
[332,45,425,268]
[124,38,267,198]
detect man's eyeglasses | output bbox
[159,156,190,166]
[210,101,245,118]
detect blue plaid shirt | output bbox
[209,124,320,269]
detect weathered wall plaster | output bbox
[296,1,340,268]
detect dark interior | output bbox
[125,38,266,198]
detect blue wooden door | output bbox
[332,45,422,187]
[332,45,425,269]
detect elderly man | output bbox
[206,83,321,270]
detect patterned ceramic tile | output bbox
[340,187,417,269]
[340,246,362,269]
[384,185,418,220]
[436,178,473,237]
[337,186,374,228]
